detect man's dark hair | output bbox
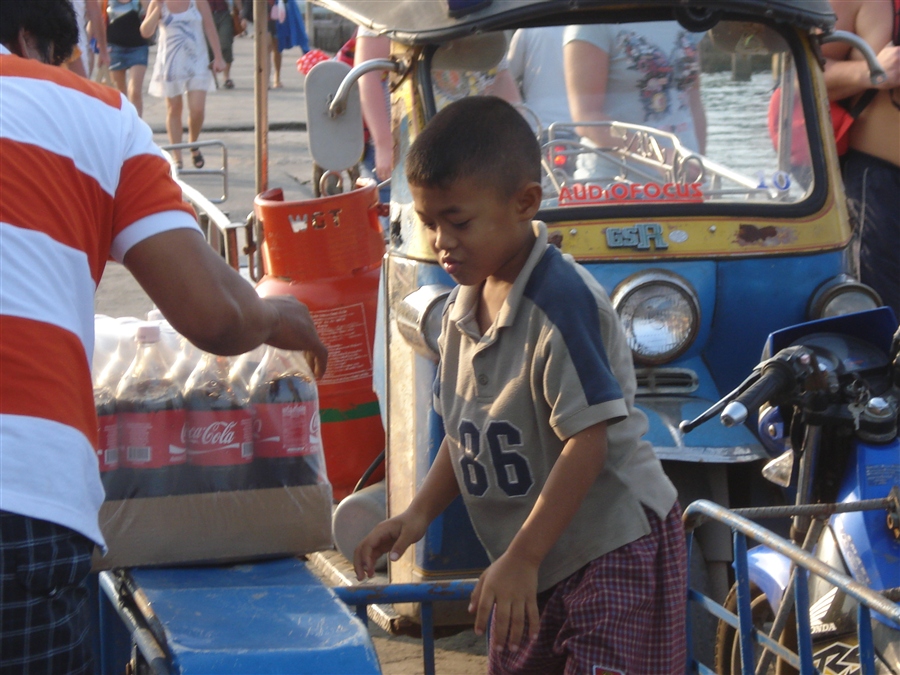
[0,0,78,65]
[406,96,542,197]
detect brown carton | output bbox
[91,484,333,570]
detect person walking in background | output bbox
[141,0,225,169]
[240,0,300,89]
[0,3,327,671]
[107,0,150,116]
[823,0,900,317]
[272,0,309,88]
[69,0,109,78]
[207,0,242,89]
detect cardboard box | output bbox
[91,484,333,570]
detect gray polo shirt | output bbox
[434,222,677,591]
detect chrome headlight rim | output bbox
[395,284,452,361]
[611,270,701,366]
[808,274,882,320]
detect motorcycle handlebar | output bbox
[720,361,794,427]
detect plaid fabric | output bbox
[488,503,688,675]
[0,512,94,674]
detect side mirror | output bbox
[305,59,364,173]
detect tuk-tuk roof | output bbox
[312,0,836,44]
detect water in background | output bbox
[702,69,779,180]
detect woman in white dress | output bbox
[141,0,224,169]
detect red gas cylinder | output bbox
[254,183,386,501]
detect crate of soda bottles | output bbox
[90,315,333,569]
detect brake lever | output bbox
[679,370,761,434]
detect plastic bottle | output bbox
[116,323,187,498]
[92,318,141,501]
[229,344,267,397]
[93,366,121,500]
[183,353,255,493]
[249,347,326,489]
[166,337,201,390]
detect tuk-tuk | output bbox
[303,0,886,626]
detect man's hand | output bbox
[263,295,328,379]
[469,553,540,652]
[353,511,429,580]
[875,43,900,89]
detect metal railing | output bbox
[683,499,900,675]
[161,144,252,274]
[333,580,478,675]
[161,140,228,203]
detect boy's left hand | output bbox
[469,553,540,652]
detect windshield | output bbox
[429,19,816,211]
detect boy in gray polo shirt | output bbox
[354,96,687,674]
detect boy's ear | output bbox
[515,181,543,220]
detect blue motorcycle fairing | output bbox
[745,544,793,617]
[764,306,898,357]
[833,437,900,630]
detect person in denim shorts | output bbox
[107,0,149,116]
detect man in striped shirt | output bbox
[0,2,327,671]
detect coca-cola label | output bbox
[97,413,119,473]
[253,401,318,458]
[119,409,187,469]
[184,409,254,466]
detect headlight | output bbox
[395,284,451,360]
[808,275,881,319]
[611,271,700,365]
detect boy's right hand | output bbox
[353,511,429,580]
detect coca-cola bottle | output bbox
[92,321,137,501]
[93,376,121,500]
[183,353,255,494]
[249,347,326,489]
[166,337,201,390]
[116,323,187,498]
[229,344,267,397]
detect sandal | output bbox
[224,79,234,89]
[191,148,205,169]
[174,159,183,171]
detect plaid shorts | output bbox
[0,512,94,674]
[488,503,688,675]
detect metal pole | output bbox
[254,0,268,195]
[305,0,315,48]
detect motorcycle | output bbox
[681,307,900,673]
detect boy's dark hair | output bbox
[0,0,78,66]
[406,96,541,196]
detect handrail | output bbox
[334,580,477,675]
[683,499,900,675]
[820,31,887,86]
[329,59,403,117]
[683,499,900,622]
[161,146,246,272]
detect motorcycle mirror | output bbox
[762,449,795,488]
[305,60,364,173]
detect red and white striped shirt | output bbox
[0,45,199,546]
